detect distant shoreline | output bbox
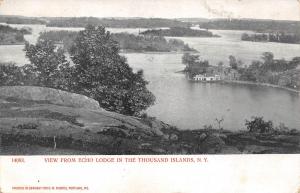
[0,43,25,46]
[221,80,300,94]
[120,50,198,54]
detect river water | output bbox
[0,23,299,130]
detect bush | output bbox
[24,39,73,90]
[245,117,274,133]
[0,63,24,86]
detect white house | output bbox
[193,74,221,81]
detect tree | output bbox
[229,55,238,70]
[24,39,72,90]
[69,25,155,115]
[182,53,199,68]
[288,57,300,70]
[261,52,274,65]
[217,62,224,73]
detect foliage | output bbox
[38,31,195,52]
[112,32,195,52]
[38,31,78,52]
[13,123,38,130]
[245,117,274,133]
[24,39,73,90]
[229,55,238,70]
[238,52,300,89]
[69,25,155,115]
[0,15,45,24]
[200,19,300,34]
[46,17,190,28]
[1,25,156,116]
[0,24,31,45]
[0,63,25,86]
[0,25,31,34]
[241,32,300,44]
[182,53,209,76]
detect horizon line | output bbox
[1,15,300,22]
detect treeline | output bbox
[241,32,300,44]
[181,52,300,90]
[46,17,190,28]
[38,30,196,52]
[140,27,218,37]
[0,15,46,24]
[199,19,300,34]
[0,24,32,45]
[112,33,195,52]
[38,31,77,51]
[238,53,300,89]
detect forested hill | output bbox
[140,27,218,37]
[0,25,32,45]
[0,15,190,28]
[45,17,191,28]
[38,31,196,52]
[0,15,46,24]
[199,19,300,34]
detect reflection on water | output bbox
[0,24,299,130]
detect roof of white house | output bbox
[194,74,205,77]
[194,73,220,78]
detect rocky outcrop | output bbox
[0,86,101,110]
[0,86,169,154]
[0,86,299,155]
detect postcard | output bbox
[0,0,299,192]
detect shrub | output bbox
[0,63,25,86]
[24,39,73,90]
[245,116,274,133]
[13,123,38,130]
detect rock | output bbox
[0,86,173,154]
[198,133,207,141]
[144,119,166,136]
[212,132,227,139]
[169,133,178,141]
[290,129,299,135]
[220,146,241,154]
[238,134,257,141]
[151,148,167,154]
[242,145,276,154]
[200,135,226,154]
[273,135,300,145]
[0,86,101,110]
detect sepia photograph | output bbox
[0,0,300,155]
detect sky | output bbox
[0,0,300,20]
